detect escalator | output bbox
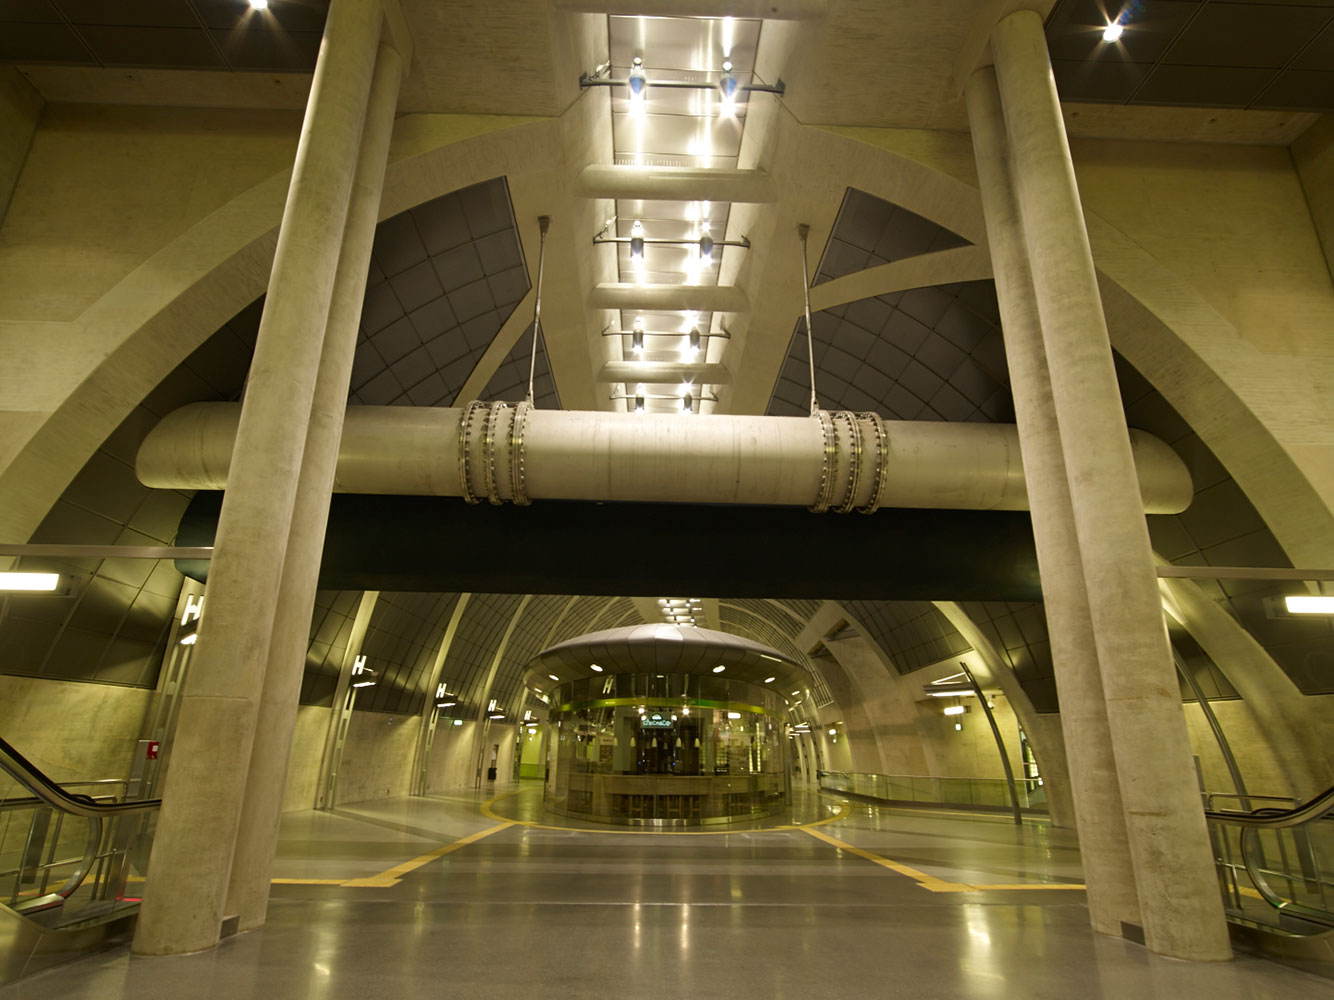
[1206,783,1334,977]
[0,735,160,986]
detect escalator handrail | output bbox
[0,735,161,818]
[1203,782,1334,829]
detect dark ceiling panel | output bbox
[1160,3,1331,68]
[211,25,323,71]
[53,0,197,28]
[1046,0,1334,109]
[0,21,93,61]
[1255,68,1334,108]
[812,188,971,287]
[78,25,225,68]
[1046,0,1197,63]
[0,0,328,70]
[1052,58,1155,102]
[1135,63,1277,105]
[0,0,62,22]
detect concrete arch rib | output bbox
[0,114,556,545]
[1090,224,1334,568]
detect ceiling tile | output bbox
[1162,3,1331,68]
[1134,63,1275,105]
[77,24,224,67]
[210,25,321,71]
[0,21,93,61]
[389,260,444,314]
[54,0,196,27]
[1253,68,1334,109]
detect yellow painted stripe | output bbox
[802,826,974,892]
[339,821,515,887]
[801,826,1085,893]
[270,878,347,885]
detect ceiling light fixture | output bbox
[0,572,60,592]
[590,663,603,672]
[249,0,268,10]
[628,56,646,97]
[712,665,726,674]
[719,59,738,99]
[699,235,714,264]
[1286,595,1334,614]
[1102,20,1124,42]
[764,677,775,683]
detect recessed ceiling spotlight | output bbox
[763,676,775,683]
[249,0,269,10]
[548,674,559,681]
[712,665,726,673]
[1102,21,1124,42]
[590,664,603,672]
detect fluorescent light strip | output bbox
[1285,595,1334,614]
[0,572,60,592]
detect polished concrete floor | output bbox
[3,782,1329,999]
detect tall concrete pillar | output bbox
[963,68,1140,936]
[133,0,386,957]
[224,41,404,934]
[989,9,1229,960]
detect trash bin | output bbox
[487,766,497,780]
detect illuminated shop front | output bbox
[525,624,813,826]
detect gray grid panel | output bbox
[1169,624,1240,703]
[838,600,972,677]
[351,177,530,409]
[956,601,1057,713]
[355,592,460,716]
[435,593,524,716]
[589,597,636,632]
[475,324,561,409]
[812,187,971,286]
[719,600,834,709]
[485,594,568,717]
[767,280,1011,423]
[299,589,360,708]
[0,307,260,689]
[773,598,820,624]
[546,596,613,646]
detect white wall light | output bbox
[943,705,965,716]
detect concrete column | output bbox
[133,0,384,957]
[224,42,403,934]
[963,69,1140,935]
[990,10,1229,960]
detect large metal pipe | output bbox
[137,401,1193,514]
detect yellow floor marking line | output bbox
[480,787,852,836]
[800,826,1086,893]
[270,878,347,885]
[339,820,515,887]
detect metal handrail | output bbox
[1204,783,1334,829]
[1205,783,1334,930]
[2,735,161,912]
[0,737,159,817]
